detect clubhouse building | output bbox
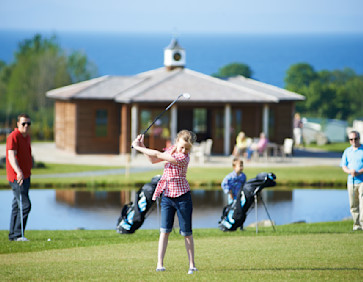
[46,38,304,155]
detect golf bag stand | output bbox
[219,172,276,232]
[254,193,276,234]
[116,175,161,234]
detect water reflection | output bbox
[56,190,131,208]
[0,188,351,230]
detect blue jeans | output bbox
[160,192,193,236]
[247,148,254,160]
[9,178,31,240]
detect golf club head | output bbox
[182,93,191,100]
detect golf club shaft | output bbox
[142,108,168,135]
[142,96,182,135]
[156,197,160,230]
[131,94,185,148]
[255,195,258,234]
[19,185,24,239]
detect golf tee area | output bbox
[1,142,362,280]
[1,222,362,281]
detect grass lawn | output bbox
[305,142,349,153]
[0,164,347,188]
[1,221,362,281]
[0,141,349,188]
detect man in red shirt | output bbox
[6,114,33,241]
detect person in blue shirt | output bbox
[340,130,363,231]
[221,158,246,204]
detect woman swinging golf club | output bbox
[132,130,198,274]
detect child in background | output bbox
[221,158,246,204]
[131,130,198,275]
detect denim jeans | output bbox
[9,178,31,240]
[160,191,193,236]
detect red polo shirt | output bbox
[6,128,32,182]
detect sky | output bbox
[1,0,363,34]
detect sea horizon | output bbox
[1,29,363,87]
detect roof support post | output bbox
[131,104,138,158]
[120,104,130,154]
[171,106,177,143]
[263,104,269,138]
[224,104,231,155]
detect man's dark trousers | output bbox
[9,178,31,240]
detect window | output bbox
[193,108,207,133]
[140,110,152,135]
[269,109,275,139]
[232,109,243,135]
[95,109,108,137]
[140,109,170,138]
[215,110,224,138]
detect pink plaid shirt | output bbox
[152,146,190,200]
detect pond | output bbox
[0,188,351,231]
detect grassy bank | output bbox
[305,142,349,153]
[1,221,362,281]
[0,164,347,189]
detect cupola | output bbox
[164,38,186,71]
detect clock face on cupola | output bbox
[173,52,182,61]
[164,38,186,70]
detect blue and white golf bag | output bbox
[117,175,161,234]
[219,172,276,231]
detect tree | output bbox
[1,33,98,138]
[285,63,317,92]
[0,61,15,124]
[0,60,5,72]
[284,63,363,122]
[67,50,98,83]
[212,62,253,78]
[6,34,71,116]
[345,76,363,120]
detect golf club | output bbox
[255,195,258,234]
[142,93,190,135]
[18,185,25,241]
[156,197,160,229]
[132,93,190,148]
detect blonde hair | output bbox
[176,130,197,145]
[238,131,245,138]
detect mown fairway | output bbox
[0,164,347,188]
[1,222,362,281]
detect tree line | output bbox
[0,34,97,139]
[213,62,363,123]
[1,35,362,140]
[284,63,363,123]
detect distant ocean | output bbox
[1,30,363,87]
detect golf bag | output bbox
[218,172,276,231]
[116,175,161,234]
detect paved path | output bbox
[1,142,343,178]
[31,167,158,179]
